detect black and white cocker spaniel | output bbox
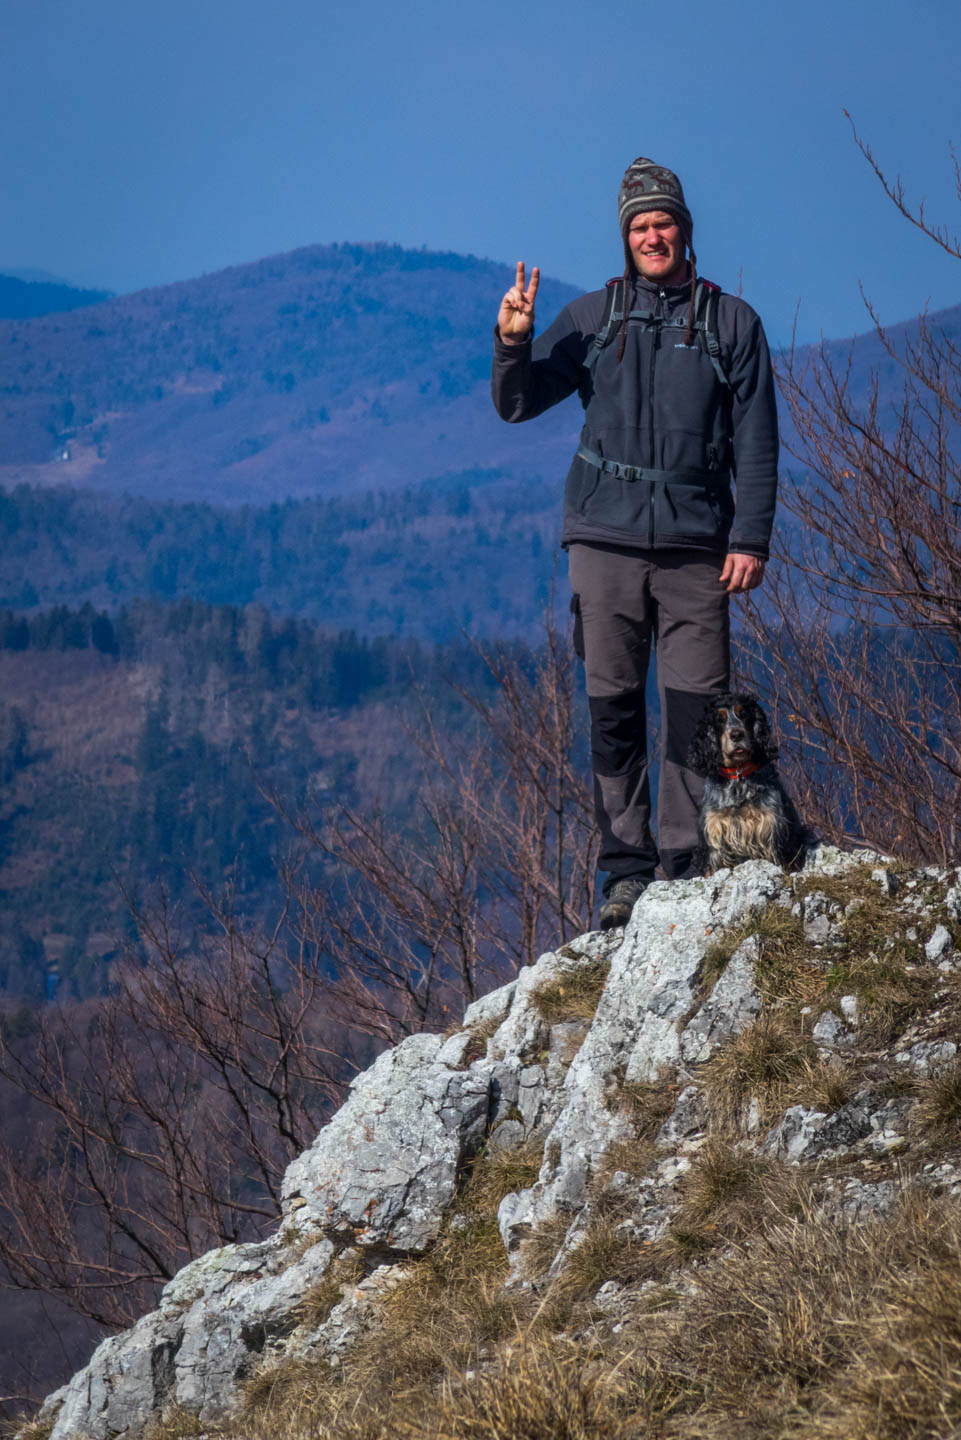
[686,692,812,875]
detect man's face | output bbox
[627,210,687,285]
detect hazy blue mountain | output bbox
[1,238,954,508]
[0,273,113,319]
[2,267,75,284]
[0,243,583,504]
[0,239,955,639]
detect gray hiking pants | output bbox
[568,542,730,888]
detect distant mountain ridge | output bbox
[0,243,583,505]
[0,272,113,319]
[1,238,957,510]
[1,239,957,639]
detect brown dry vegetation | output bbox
[530,958,611,1025]
[231,1140,544,1439]
[613,1076,680,1138]
[143,1176,961,1440]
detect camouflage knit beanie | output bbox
[618,157,693,251]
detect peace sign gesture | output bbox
[497,261,540,343]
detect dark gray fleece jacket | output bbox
[491,272,779,558]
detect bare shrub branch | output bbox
[738,141,961,863]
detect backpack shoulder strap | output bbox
[695,279,731,388]
[583,277,628,380]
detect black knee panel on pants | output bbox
[663,687,720,768]
[588,690,647,777]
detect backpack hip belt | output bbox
[575,446,728,488]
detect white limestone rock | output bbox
[281,1031,491,1252]
[812,1010,853,1048]
[767,1090,910,1163]
[656,1084,708,1149]
[803,844,888,876]
[35,842,961,1440]
[925,924,953,961]
[679,936,762,1063]
[766,1104,829,1162]
[894,1039,958,1075]
[946,884,961,923]
[462,979,516,1033]
[501,862,783,1254]
[49,1236,337,1438]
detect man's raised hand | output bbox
[497,262,540,343]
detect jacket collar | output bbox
[631,265,692,298]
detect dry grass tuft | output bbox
[796,1209,961,1439]
[241,1353,336,1427]
[594,1135,656,1185]
[751,906,832,1008]
[916,1058,961,1132]
[793,1056,855,1112]
[531,959,610,1024]
[402,1337,636,1440]
[809,890,944,1043]
[826,954,934,1044]
[549,1141,798,1303]
[637,1188,961,1439]
[792,866,883,907]
[519,1212,573,1283]
[676,1137,775,1227]
[700,1012,818,1127]
[877,1071,922,1100]
[464,1137,544,1213]
[293,1250,366,1330]
[689,873,945,1054]
[7,1420,56,1440]
[657,1138,806,1273]
[698,903,823,1011]
[551,1214,638,1300]
[614,1075,679,1139]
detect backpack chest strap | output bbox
[584,278,731,387]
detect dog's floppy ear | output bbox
[749,697,779,765]
[686,702,722,777]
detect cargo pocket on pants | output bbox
[570,593,585,660]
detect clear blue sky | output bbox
[2,0,959,345]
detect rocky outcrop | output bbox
[28,846,961,1439]
[281,1031,492,1253]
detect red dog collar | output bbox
[718,760,764,780]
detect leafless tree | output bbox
[295,607,598,1039]
[737,130,961,864]
[0,610,596,1339]
[0,885,358,1329]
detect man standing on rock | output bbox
[492,157,779,929]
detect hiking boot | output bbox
[598,876,651,931]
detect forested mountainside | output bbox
[0,244,582,505]
[0,472,561,640]
[0,601,510,1002]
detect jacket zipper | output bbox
[647,289,664,546]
